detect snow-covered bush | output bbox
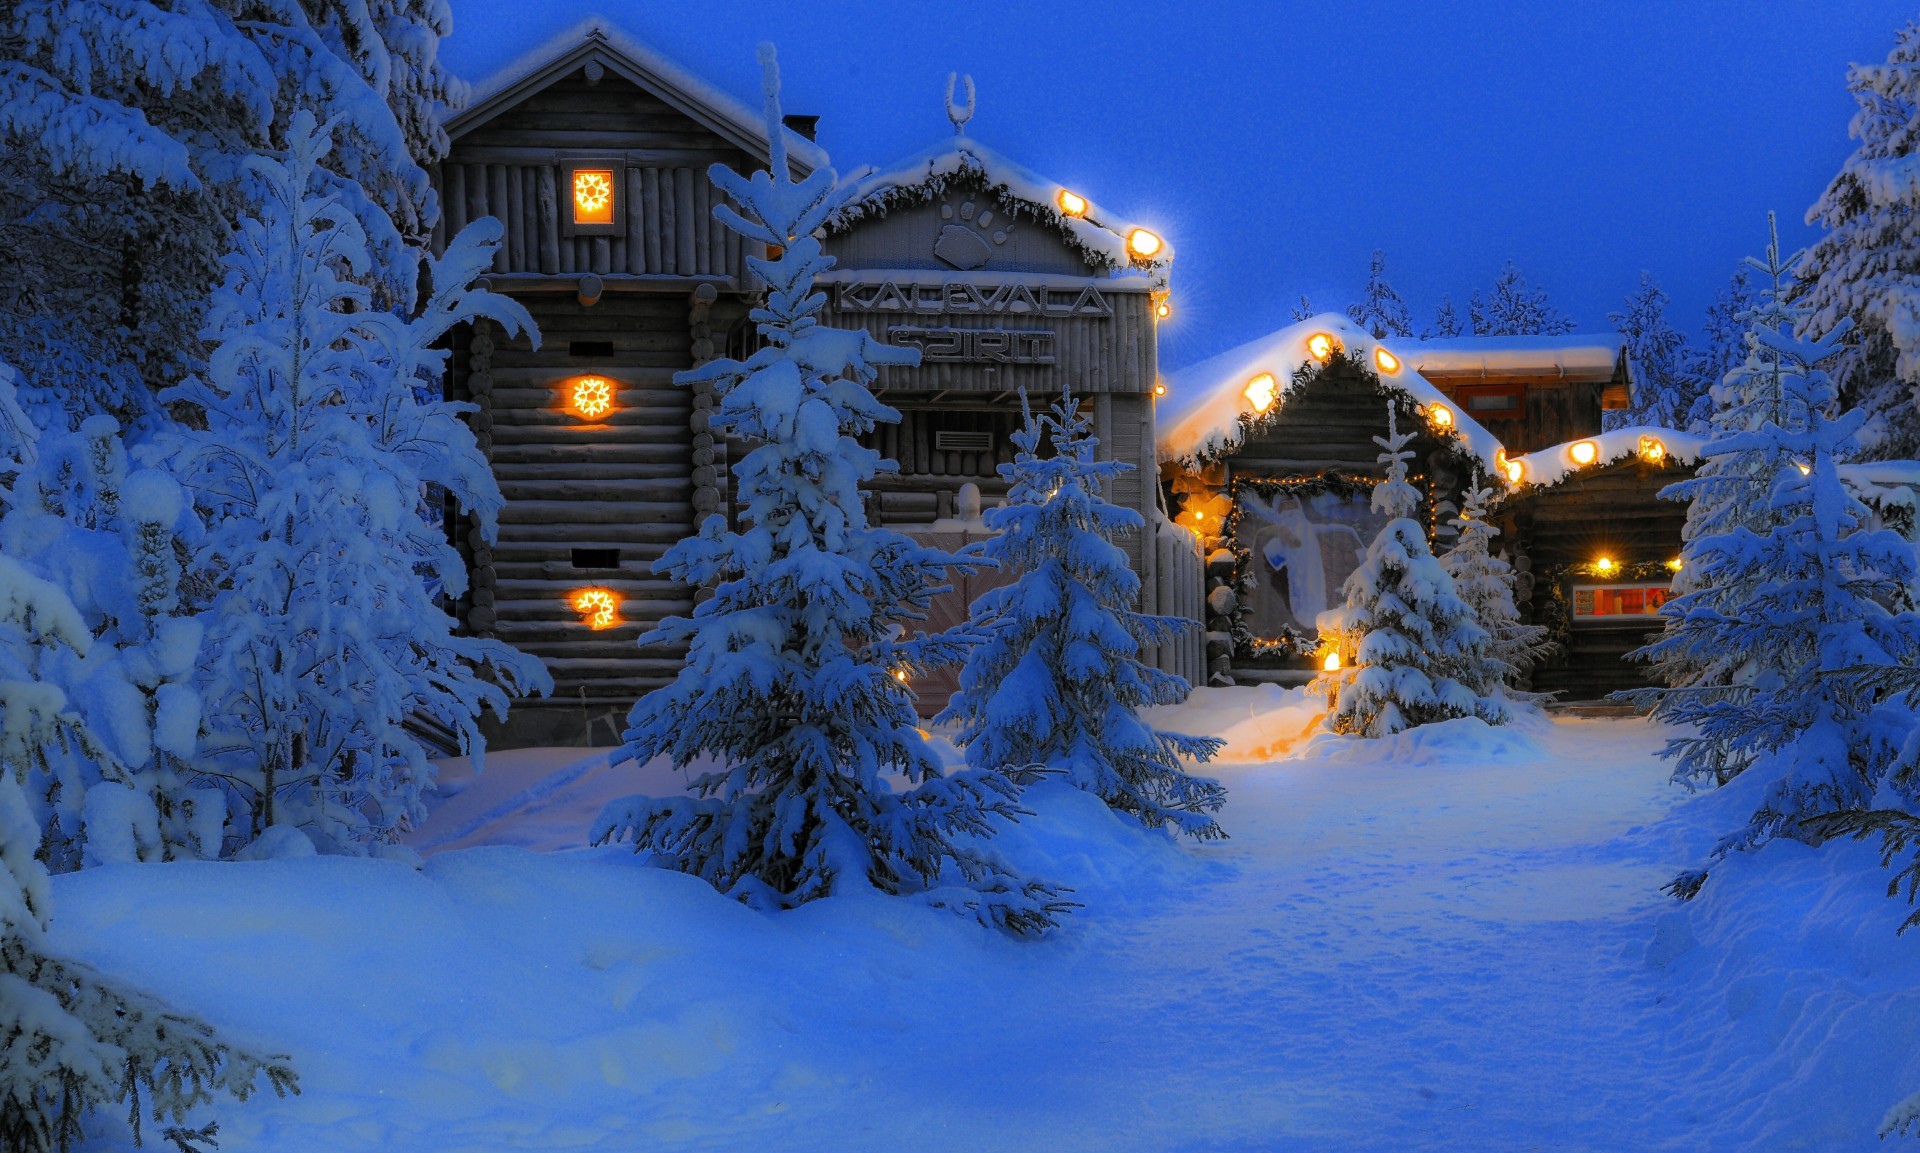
[1439,474,1553,691]
[159,113,549,855]
[594,47,1065,935]
[1313,405,1505,736]
[936,388,1226,840]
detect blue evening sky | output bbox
[443,1,1914,371]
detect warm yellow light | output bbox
[1306,333,1336,361]
[893,669,909,684]
[571,587,620,630]
[1057,189,1088,217]
[1427,403,1454,429]
[1797,461,1812,475]
[1189,510,1206,523]
[570,376,614,419]
[1243,371,1279,413]
[1569,440,1600,466]
[1638,435,1666,463]
[1594,556,1615,574]
[1128,228,1163,259]
[1505,458,1525,484]
[1374,346,1401,373]
[1666,557,1684,572]
[1153,381,1167,397]
[1155,299,1172,320]
[1322,650,1342,672]
[572,169,615,224]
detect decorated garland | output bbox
[1534,560,1678,657]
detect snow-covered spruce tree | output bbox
[1797,19,1920,459]
[1644,315,1920,898]
[1312,405,1506,736]
[1604,272,1692,431]
[936,388,1226,840]
[1289,294,1316,322]
[1680,266,1758,434]
[593,47,1065,935]
[1469,260,1576,337]
[0,364,296,1153]
[1625,219,1815,700]
[1439,474,1553,690]
[1347,250,1412,339]
[1423,294,1463,339]
[160,113,549,855]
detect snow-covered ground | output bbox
[48,688,1920,1151]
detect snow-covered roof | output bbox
[1408,333,1632,385]
[1157,314,1505,474]
[828,136,1171,283]
[449,18,829,173]
[1506,425,1707,490]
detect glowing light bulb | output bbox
[1797,461,1812,476]
[1153,381,1167,397]
[1322,650,1342,672]
[1244,372,1279,413]
[1427,403,1454,429]
[1127,228,1163,259]
[1057,189,1088,217]
[1638,435,1665,463]
[1505,459,1525,484]
[1374,346,1401,373]
[571,376,614,419]
[571,588,619,630]
[1666,557,1684,572]
[1155,299,1172,319]
[1594,556,1615,574]
[1569,440,1599,466]
[1306,333,1335,361]
[893,669,909,684]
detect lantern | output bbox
[1244,372,1279,413]
[1374,346,1401,373]
[1127,228,1163,259]
[572,169,616,225]
[1306,333,1336,361]
[1569,440,1599,466]
[571,587,620,630]
[568,376,615,420]
[1427,403,1454,430]
[1057,189,1088,217]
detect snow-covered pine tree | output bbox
[1644,314,1920,898]
[1469,261,1577,336]
[159,113,549,855]
[1312,405,1506,736]
[1347,250,1413,339]
[1626,218,1814,700]
[1423,294,1463,339]
[936,388,1227,840]
[593,46,1065,935]
[1439,473,1553,690]
[1604,272,1691,431]
[0,361,296,1153]
[1680,266,1757,434]
[1797,19,1920,460]
[1290,294,1316,322]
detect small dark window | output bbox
[1467,392,1520,414]
[570,340,615,358]
[570,548,620,569]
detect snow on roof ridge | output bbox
[1408,332,1626,352]
[1508,425,1707,490]
[828,134,1171,283]
[458,17,829,172]
[1156,314,1506,476]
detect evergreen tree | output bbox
[1680,266,1757,434]
[594,47,1065,935]
[1439,475,1553,689]
[1605,272,1691,430]
[0,361,296,1153]
[1347,250,1412,339]
[1798,20,1920,459]
[159,114,549,854]
[1313,405,1506,736]
[1423,294,1463,339]
[1289,294,1315,322]
[936,388,1226,840]
[1469,261,1576,336]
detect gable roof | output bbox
[1157,314,1505,475]
[1407,333,1633,384]
[827,136,1171,284]
[447,18,828,173]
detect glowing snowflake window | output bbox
[571,588,620,630]
[572,169,615,225]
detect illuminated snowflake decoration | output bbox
[573,170,614,216]
[571,588,620,630]
[571,376,613,419]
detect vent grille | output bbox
[569,340,614,358]
[570,548,620,569]
[933,431,994,452]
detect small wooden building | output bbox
[1408,334,1634,453]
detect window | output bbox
[561,158,626,237]
[1571,582,1672,621]
[1457,383,1527,417]
[570,548,620,569]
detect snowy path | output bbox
[49,697,1920,1151]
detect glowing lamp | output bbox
[1638,435,1666,463]
[1156,299,1173,320]
[1427,403,1455,430]
[572,169,615,225]
[1666,557,1684,572]
[1244,372,1279,414]
[1594,556,1615,574]
[1569,440,1599,466]
[1127,228,1163,259]
[571,587,620,630]
[1057,189,1088,217]
[1153,381,1168,397]
[569,376,614,419]
[1322,650,1342,672]
[1306,333,1336,361]
[892,669,909,684]
[1374,347,1401,374]
[1505,459,1525,484]
[1796,461,1812,476]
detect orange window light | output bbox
[572,169,616,225]
[569,376,614,420]
[571,587,620,630]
